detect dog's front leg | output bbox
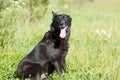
[61,59,67,72]
[54,61,63,77]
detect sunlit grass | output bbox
[0,0,120,80]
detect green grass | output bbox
[0,0,120,80]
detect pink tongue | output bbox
[60,27,67,38]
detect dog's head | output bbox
[51,11,72,39]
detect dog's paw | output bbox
[41,74,46,80]
[61,73,64,77]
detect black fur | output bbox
[16,11,72,80]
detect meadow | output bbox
[0,0,120,80]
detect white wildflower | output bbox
[17,5,21,8]
[105,38,107,41]
[14,1,19,5]
[95,29,112,40]
[101,29,107,35]
[107,33,112,39]
[6,8,9,10]
[95,29,100,35]
[22,2,25,5]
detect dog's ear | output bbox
[68,15,72,22]
[70,16,72,22]
[52,11,57,16]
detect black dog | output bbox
[16,11,72,80]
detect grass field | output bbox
[0,0,120,80]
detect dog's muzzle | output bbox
[60,26,68,38]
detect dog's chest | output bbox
[46,40,68,58]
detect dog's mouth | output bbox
[59,26,68,39]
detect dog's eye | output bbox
[63,16,67,20]
[57,17,60,21]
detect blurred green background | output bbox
[0,0,120,80]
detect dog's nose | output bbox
[60,23,66,27]
[60,23,64,26]
[60,20,66,26]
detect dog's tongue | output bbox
[60,27,67,38]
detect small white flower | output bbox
[95,29,112,40]
[22,2,25,5]
[101,30,107,35]
[105,38,107,41]
[107,33,112,39]
[95,29,100,35]
[14,1,19,5]
[17,5,21,8]
[6,8,9,10]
